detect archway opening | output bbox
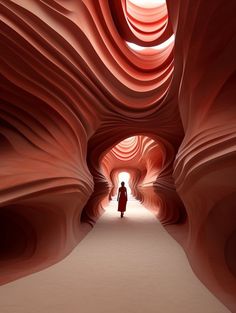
[82,133,186,227]
[118,171,132,197]
[100,135,163,213]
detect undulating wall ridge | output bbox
[168,0,236,310]
[0,0,183,284]
[0,0,235,311]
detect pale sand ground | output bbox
[0,200,230,313]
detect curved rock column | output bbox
[170,0,236,309]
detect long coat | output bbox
[117,187,127,212]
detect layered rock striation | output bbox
[0,0,235,310]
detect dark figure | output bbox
[117,181,127,218]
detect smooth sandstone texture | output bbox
[0,0,235,311]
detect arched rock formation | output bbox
[0,0,235,310]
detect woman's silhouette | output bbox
[117,181,127,218]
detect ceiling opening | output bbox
[128,0,166,8]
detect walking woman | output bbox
[117,181,128,218]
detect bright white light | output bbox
[129,0,166,8]
[122,136,135,143]
[118,172,131,196]
[126,42,146,51]
[153,34,175,50]
[126,34,175,52]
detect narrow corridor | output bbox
[0,200,230,313]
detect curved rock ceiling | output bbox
[0,0,236,311]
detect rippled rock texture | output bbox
[0,0,235,311]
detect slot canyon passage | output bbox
[0,0,236,312]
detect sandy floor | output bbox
[0,200,230,313]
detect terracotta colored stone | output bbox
[0,0,235,311]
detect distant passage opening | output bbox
[118,172,131,196]
[98,134,186,224]
[101,135,163,204]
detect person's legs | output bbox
[121,212,124,218]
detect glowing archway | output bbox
[118,171,131,196]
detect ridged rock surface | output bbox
[0,0,235,311]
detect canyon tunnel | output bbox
[0,0,236,312]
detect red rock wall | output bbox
[0,0,235,310]
[0,0,182,283]
[169,0,236,309]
